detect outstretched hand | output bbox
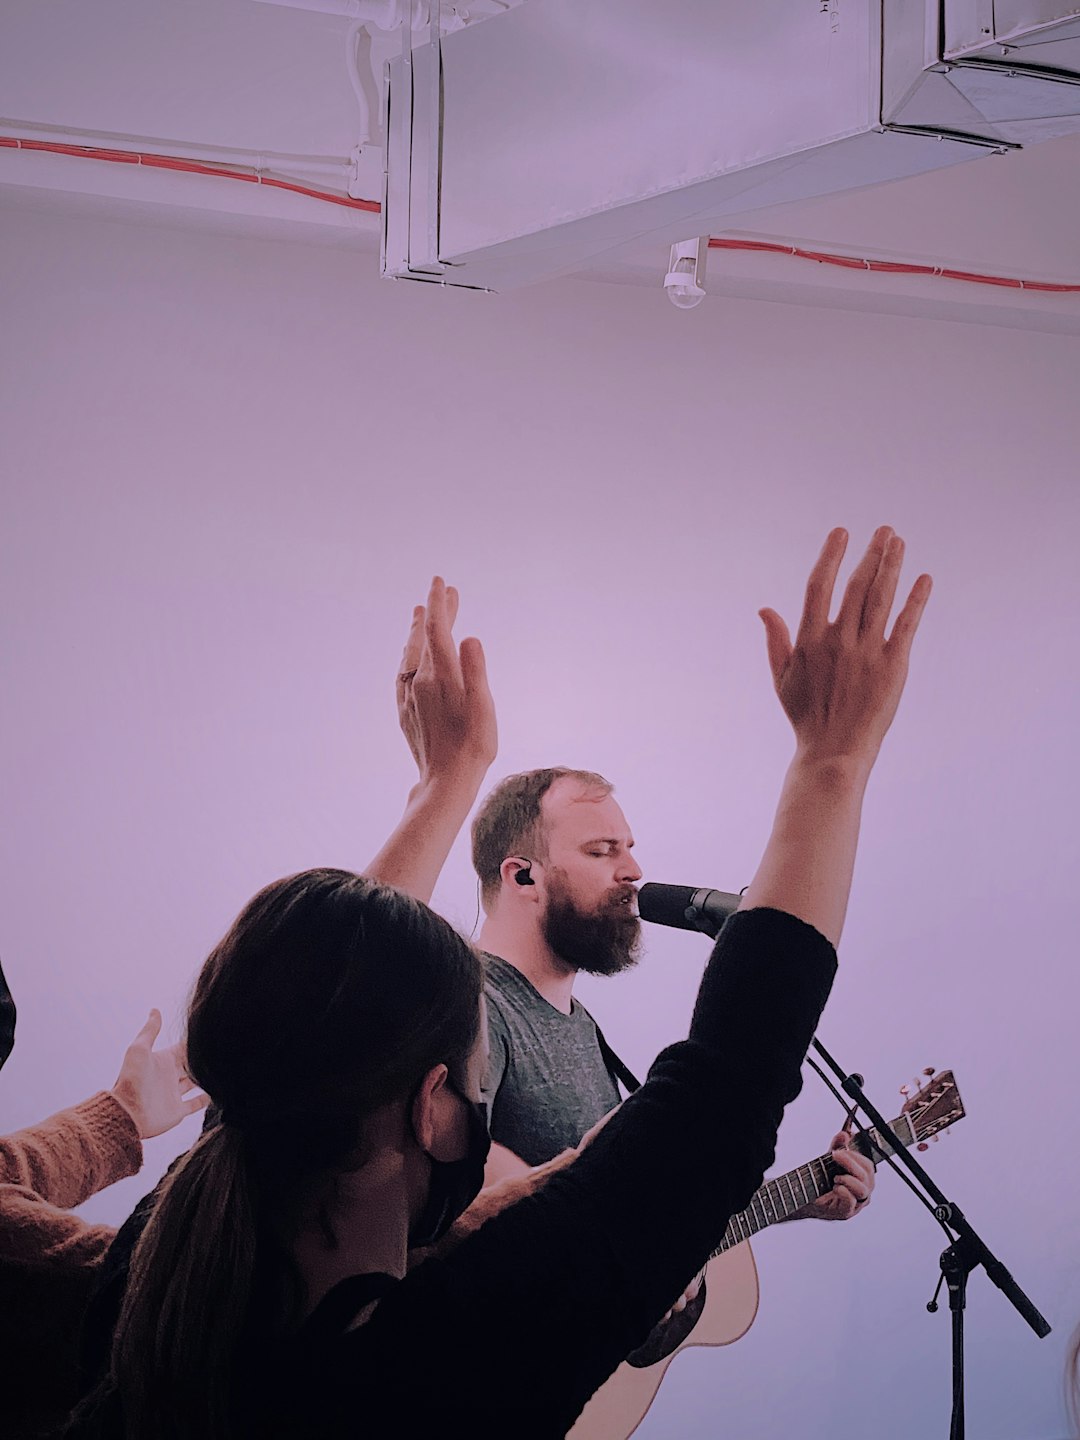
[363,578,496,903]
[397,576,498,786]
[110,1009,208,1140]
[759,527,932,769]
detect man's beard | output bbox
[540,877,643,978]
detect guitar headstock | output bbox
[901,1069,965,1145]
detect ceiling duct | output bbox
[382,0,1080,291]
[886,1,1080,145]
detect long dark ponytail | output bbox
[112,869,482,1437]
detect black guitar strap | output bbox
[593,1021,642,1095]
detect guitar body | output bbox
[567,1241,760,1440]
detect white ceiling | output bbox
[2,0,1079,332]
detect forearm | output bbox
[0,1093,142,1208]
[0,1184,118,1268]
[363,769,489,905]
[739,750,872,947]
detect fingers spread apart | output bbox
[886,572,933,657]
[795,526,848,646]
[835,525,893,637]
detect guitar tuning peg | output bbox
[899,1084,910,1097]
[923,1067,936,1077]
[917,1142,929,1152]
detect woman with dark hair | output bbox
[109,870,487,1437]
[72,529,931,1438]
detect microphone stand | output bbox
[810,1037,1050,1440]
[670,900,1051,1438]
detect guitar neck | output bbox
[712,1112,916,1257]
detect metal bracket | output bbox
[944,55,1080,90]
[882,121,1022,151]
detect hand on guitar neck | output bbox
[780,1126,875,1222]
[650,1123,874,1337]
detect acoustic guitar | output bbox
[568,1069,966,1440]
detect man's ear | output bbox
[499,857,539,897]
[411,1063,461,1161]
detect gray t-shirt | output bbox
[481,953,623,1167]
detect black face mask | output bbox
[409,1081,491,1249]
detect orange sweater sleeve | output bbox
[0,1091,142,1210]
[0,1183,121,1269]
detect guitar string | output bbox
[715,1152,833,1255]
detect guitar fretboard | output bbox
[711,1114,914,1256]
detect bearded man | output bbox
[471,768,644,1178]
[470,766,875,1242]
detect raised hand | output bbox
[741,528,933,945]
[364,577,496,903]
[110,1010,208,1141]
[397,576,498,786]
[758,527,932,769]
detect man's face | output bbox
[536,778,644,977]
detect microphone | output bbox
[637,883,742,940]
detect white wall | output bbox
[0,200,1077,1439]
